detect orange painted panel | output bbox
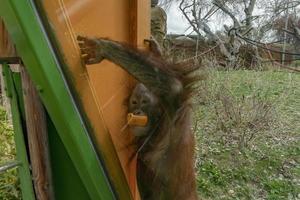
[39,0,150,199]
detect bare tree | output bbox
[178,0,259,67]
[162,0,300,67]
[255,0,300,41]
[274,13,300,60]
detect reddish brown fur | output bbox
[137,108,197,200]
[77,36,198,200]
[135,56,198,200]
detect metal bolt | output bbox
[36,85,43,93]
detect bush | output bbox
[194,69,300,199]
[0,108,21,200]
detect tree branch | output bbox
[213,0,241,27]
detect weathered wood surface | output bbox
[0,19,16,121]
[21,66,54,200]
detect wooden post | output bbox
[0,19,16,122]
[129,0,138,46]
[21,66,54,200]
[264,44,275,68]
[281,0,290,65]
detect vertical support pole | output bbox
[0,19,16,122]
[129,0,138,47]
[21,66,54,200]
[282,0,289,65]
[128,1,140,199]
[128,1,150,199]
[264,45,275,68]
[2,63,35,200]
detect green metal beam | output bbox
[2,64,35,200]
[47,112,92,200]
[0,1,116,199]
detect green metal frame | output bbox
[46,112,92,200]
[0,0,117,199]
[2,64,35,200]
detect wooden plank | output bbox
[129,0,138,46]
[21,66,54,200]
[0,19,16,57]
[0,19,16,121]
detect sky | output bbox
[165,4,189,34]
[164,3,230,35]
[163,2,266,35]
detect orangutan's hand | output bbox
[77,35,104,65]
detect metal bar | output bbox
[0,160,21,173]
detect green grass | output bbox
[0,108,21,200]
[195,70,300,199]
